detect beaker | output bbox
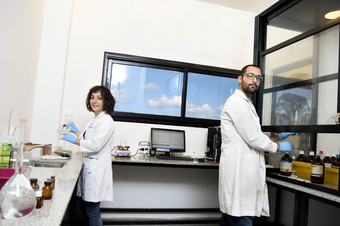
[0,143,36,219]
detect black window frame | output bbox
[254,0,340,134]
[254,0,340,194]
[102,52,240,128]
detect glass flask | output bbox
[0,143,36,219]
[56,115,73,152]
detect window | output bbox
[109,64,184,117]
[186,72,238,120]
[262,26,339,126]
[102,52,239,127]
[255,0,340,192]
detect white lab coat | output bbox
[77,111,114,202]
[219,89,277,217]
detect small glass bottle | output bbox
[305,151,315,163]
[331,154,339,169]
[280,152,292,176]
[50,176,55,189]
[35,190,44,208]
[42,181,53,200]
[30,178,39,191]
[296,150,305,162]
[311,151,324,184]
[323,153,332,168]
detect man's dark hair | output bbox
[240,64,260,76]
[86,85,116,115]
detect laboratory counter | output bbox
[112,154,219,169]
[0,152,83,226]
[266,173,340,226]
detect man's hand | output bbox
[279,141,293,152]
[278,132,298,141]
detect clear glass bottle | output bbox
[0,143,36,219]
[280,152,292,176]
[311,151,324,184]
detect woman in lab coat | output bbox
[61,85,115,226]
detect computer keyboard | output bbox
[156,155,194,161]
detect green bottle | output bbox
[0,141,11,168]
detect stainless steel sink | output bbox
[31,158,69,168]
[32,161,66,168]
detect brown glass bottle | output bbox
[331,154,339,169]
[311,152,324,184]
[51,176,55,189]
[323,154,332,168]
[280,152,292,176]
[35,190,44,208]
[305,151,315,163]
[296,150,305,162]
[42,181,53,200]
[30,178,39,192]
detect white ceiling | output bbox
[199,0,279,14]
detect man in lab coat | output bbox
[219,65,295,226]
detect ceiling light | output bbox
[325,10,340,19]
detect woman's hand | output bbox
[60,133,78,144]
[66,122,78,133]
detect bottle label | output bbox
[324,163,332,168]
[311,165,323,177]
[280,161,292,172]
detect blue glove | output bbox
[278,132,298,141]
[279,141,293,152]
[66,122,78,133]
[60,133,77,144]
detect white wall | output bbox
[27,0,256,155]
[0,0,45,142]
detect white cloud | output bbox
[217,105,224,111]
[186,103,215,116]
[111,88,130,103]
[141,83,160,90]
[148,95,181,108]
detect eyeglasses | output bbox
[243,73,263,82]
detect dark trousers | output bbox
[220,212,253,226]
[77,197,102,226]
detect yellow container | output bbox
[324,167,339,186]
[292,162,339,186]
[292,161,311,179]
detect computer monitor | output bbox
[150,128,185,156]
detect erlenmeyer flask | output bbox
[0,144,36,219]
[61,115,73,152]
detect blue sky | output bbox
[110,64,238,119]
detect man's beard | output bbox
[241,82,259,95]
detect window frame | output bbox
[254,1,340,134]
[254,0,340,194]
[102,52,240,128]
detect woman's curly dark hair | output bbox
[86,85,116,115]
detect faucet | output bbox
[26,144,45,152]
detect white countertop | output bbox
[0,152,83,226]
